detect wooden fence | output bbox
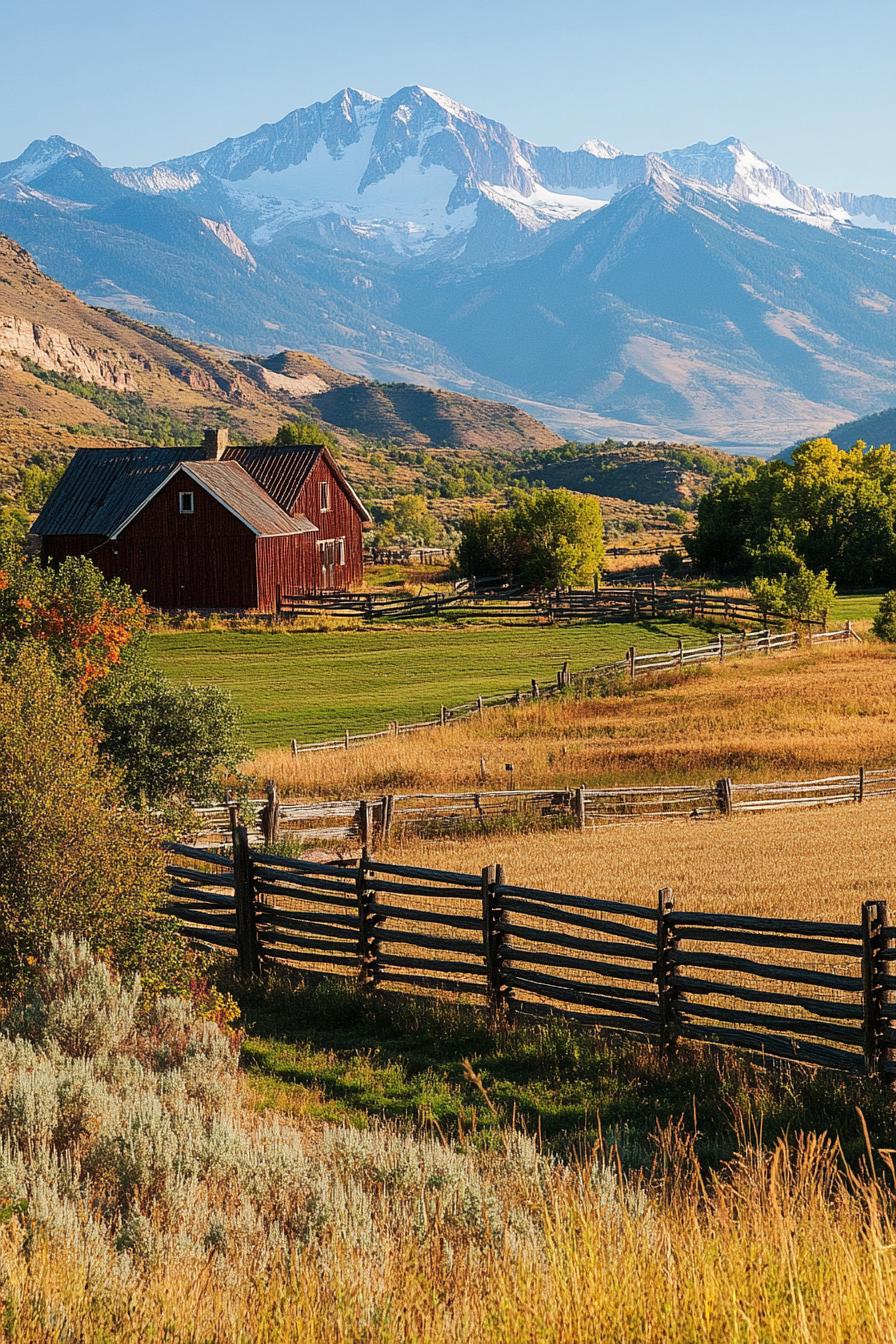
[279,583,787,625]
[189,764,896,850]
[163,836,896,1080]
[365,545,454,566]
[286,623,858,756]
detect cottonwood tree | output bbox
[458,488,605,589]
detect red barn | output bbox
[32,430,372,611]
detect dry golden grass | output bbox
[389,796,896,924]
[256,642,896,797]
[5,1133,896,1343]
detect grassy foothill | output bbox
[148,617,714,749]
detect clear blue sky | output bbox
[3,0,894,195]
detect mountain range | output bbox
[0,233,560,493]
[2,84,896,448]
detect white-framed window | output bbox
[178,491,195,515]
[319,480,331,513]
[336,537,346,566]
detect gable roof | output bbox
[224,444,373,522]
[32,448,317,540]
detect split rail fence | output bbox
[286,623,858,756]
[189,765,896,850]
[279,583,795,626]
[164,834,896,1081]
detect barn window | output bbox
[178,492,194,515]
[319,480,331,512]
[336,537,346,565]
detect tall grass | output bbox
[2,938,896,1342]
[255,642,895,796]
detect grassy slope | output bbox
[238,972,892,1163]
[148,618,711,748]
[254,641,896,796]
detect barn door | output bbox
[319,539,336,590]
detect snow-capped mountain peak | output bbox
[0,135,100,185]
[580,138,621,159]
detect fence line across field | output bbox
[163,832,896,1082]
[189,761,896,851]
[278,582,803,627]
[284,622,858,757]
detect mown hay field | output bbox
[389,795,896,925]
[257,641,896,796]
[149,617,712,748]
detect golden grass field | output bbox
[7,1133,896,1344]
[390,795,896,924]
[255,641,896,797]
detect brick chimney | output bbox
[201,427,229,459]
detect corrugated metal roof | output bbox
[178,462,316,538]
[224,446,321,514]
[32,449,198,536]
[32,447,318,539]
[225,444,373,522]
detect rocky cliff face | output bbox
[0,313,139,389]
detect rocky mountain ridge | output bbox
[2,87,896,447]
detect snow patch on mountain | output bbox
[113,165,202,194]
[0,136,99,185]
[580,138,621,159]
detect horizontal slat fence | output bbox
[280,584,805,627]
[187,760,894,850]
[164,839,895,1080]
[286,624,858,756]
[161,841,239,957]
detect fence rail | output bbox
[285,623,858,756]
[189,762,896,850]
[164,837,896,1080]
[279,583,797,626]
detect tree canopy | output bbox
[685,438,896,586]
[458,488,605,589]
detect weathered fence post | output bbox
[531,678,540,699]
[859,766,866,804]
[359,800,372,850]
[861,899,887,1076]
[440,704,448,727]
[655,887,677,1057]
[291,738,299,758]
[357,850,379,990]
[678,636,684,670]
[228,805,260,978]
[261,779,280,849]
[715,777,734,817]
[344,729,351,749]
[482,863,510,1016]
[477,695,484,716]
[880,901,896,1088]
[627,645,636,680]
[718,634,725,662]
[575,786,587,832]
[381,795,395,843]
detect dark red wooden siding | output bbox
[292,456,364,590]
[43,472,258,609]
[112,470,259,608]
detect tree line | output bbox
[686,438,896,588]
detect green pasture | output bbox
[149,617,711,749]
[828,591,884,622]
